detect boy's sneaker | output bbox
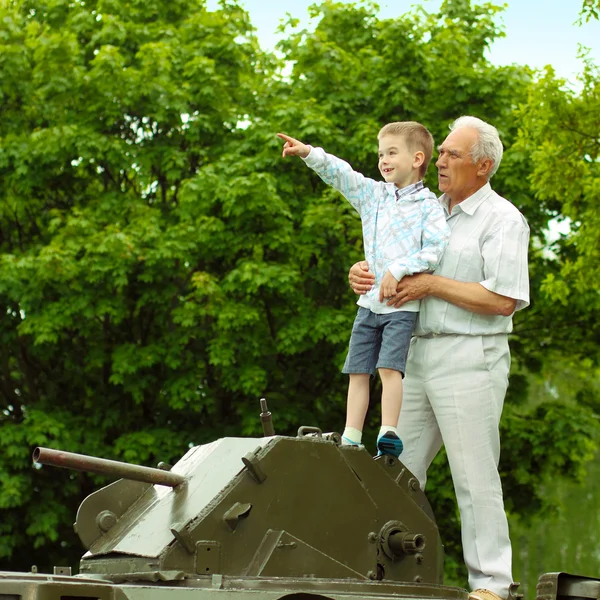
[376,431,403,458]
[341,436,363,448]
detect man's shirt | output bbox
[415,183,530,336]
[304,147,450,314]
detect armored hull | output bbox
[0,429,465,600]
[0,571,466,600]
[1,423,597,600]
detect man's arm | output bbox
[348,259,515,314]
[389,215,529,316]
[390,273,517,316]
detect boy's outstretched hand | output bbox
[277,133,311,159]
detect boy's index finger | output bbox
[276,132,295,144]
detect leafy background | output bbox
[0,0,599,596]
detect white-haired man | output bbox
[349,116,530,600]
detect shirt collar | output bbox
[440,182,492,216]
[395,180,424,201]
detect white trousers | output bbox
[398,334,513,597]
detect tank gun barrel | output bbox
[32,447,186,488]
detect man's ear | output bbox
[477,158,494,177]
[413,151,425,169]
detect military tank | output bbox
[0,400,598,600]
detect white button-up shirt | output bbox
[414,183,530,336]
[304,147,450,314]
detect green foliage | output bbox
[514,61,600,304]
[511,454,600,597]
[509,49,600,387]
[509,357,600,597]
[0,0,599,590]
[0,0,282,569]
[579,0,600,23]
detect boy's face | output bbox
[378,134,421,188]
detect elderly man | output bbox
[349,116,529,600]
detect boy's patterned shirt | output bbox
[304,147,450,314]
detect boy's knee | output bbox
[378,367,403,379]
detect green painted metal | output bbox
[536,572,600,600]
[74,434,443,584]
[33,447,186,487]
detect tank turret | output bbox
[36,428,448,586]
[1,402,467,600]
[1,402,595,600]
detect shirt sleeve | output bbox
[480,217,530,311]
[387,197,451,281]
[303,147,379,215]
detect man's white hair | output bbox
[450,116,503,179]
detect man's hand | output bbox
[348,261,375,295]
[387,273,432,307]
[277,133,311,159]
[379,270,399,302]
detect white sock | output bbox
[378,425,399,439]
[341,427,362,445]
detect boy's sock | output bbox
[377,425,403,457]
[341,427,363,446]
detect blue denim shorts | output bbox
[342,307,417,376]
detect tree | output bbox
[507,0,600,481]
[0,0,278,569]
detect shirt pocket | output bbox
[450,242,484,282]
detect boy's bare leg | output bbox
[379,368,403,426]
[377,368,404,456]
[342,373,370,445]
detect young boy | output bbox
[277,123,449,457]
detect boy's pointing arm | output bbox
[277,133,377,214]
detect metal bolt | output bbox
[408,477,420,491]
[368,532,378,543]
[96,510,118,533]
[415,552,424,564]
[367,570,377,580]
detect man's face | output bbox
[435,127,483,203]
[378,134,418,188]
